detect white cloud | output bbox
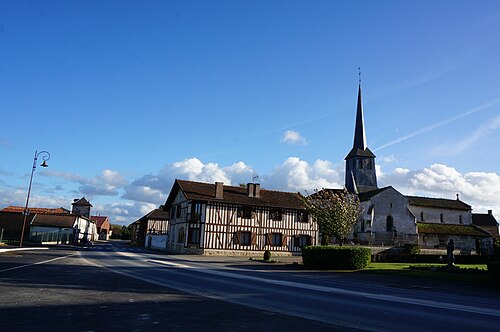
[282,130,307,145]
[381,163,500,217]
[44,169,127,197]
[264,157,342,192]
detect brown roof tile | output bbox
[1,206,71,214]
[170,180,305,210]
[417,222,491,237]
[472,213,498,227]
[408,196,471,210]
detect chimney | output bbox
[247,183,254,197]
[215,182,224,199]
[254,183,261,198]
[488,210,493,215]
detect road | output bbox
[1,241,499,331]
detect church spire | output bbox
[344,70,378,194]
[353,83,367,150]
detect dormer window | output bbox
[270,208,283,221]
[238,206,254,219]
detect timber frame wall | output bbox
[168,200,318,254]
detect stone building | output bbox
[340,82,494,253]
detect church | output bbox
[342,83,493,254]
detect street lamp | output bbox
[19,150,51,248]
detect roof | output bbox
[90,216,109,227]
[345,147,376,160]
[0,206,70,214]
[357,186,392,201]
[417,222,491,237]
[147,209,170,220]
[0,211,36,230]
[72,197,92,207]
[166,179,305,210]
[408,196,471,211]
[31,214,78,228]
[472,213,498,227]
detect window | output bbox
[187,225,200,244]
[190,202,202,222]
[170,206,176,219]
[420,212,424,221]
[358,159,363,169]
[459,215,462,224]
[294,235,311,247]
[177,227,185,243]
[386,215,394,233]
[234,231,252,246]
[238,206,254,219]
[298,211,309,223]
[440,213,444,223]
[367,159,372,170]
[360,218,365,232]
[270,208,283,221]
[267,232,283,246]
[176,205,181,218]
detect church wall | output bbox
[409,206,472,225]
[369,188,416,236]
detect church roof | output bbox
[357,186,392,201]
[472,212,498,227]
[407,196,471,211]
[345,84,376,160]
[417,222,491,237]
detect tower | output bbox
[345,82,378,193]
[71,197,92,218]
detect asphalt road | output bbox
[1,241,500,331]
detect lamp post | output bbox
[19,150,50,248]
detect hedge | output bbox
[302,246,371,270]
[487,261,500,287]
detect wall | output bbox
[409,205,472,225]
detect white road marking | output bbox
[93,250,500,318]
[0,254,74,273]
[0,247,49,253]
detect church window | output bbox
[459,215,462,224]
[360,219,365,232]
[440,213,444,223]
[420,212,424,221]
[359,160,363,169]
[390,203,393,209]
[386,216,394,233]
[367,159,372,170]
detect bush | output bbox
[302,246,371,270]
[494,239,500,258]
[263,250,271,261]
[403,244,420,255]
[487,261,500,286]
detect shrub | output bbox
[403,244,420,255]
[263,250,272,261]
[302,246,371,270]
[487,261,500,287]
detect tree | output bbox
[301,189,362,246]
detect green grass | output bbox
[362,262,491,285]
[367,263,488,271]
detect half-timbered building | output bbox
[164,179,318,255]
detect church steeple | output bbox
[345,75,378,193]
[353,84,367,150]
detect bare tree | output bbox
[301,189,361,246]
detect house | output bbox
[164,179,318,255]
[338,82,494,254]
[472,210,499,239]
[0,197,98,245]
[72,197,92,218]
[91,216,111,240]
[130,208,169,247]
[30,213,97,244]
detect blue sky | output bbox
[1,0,499,225]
